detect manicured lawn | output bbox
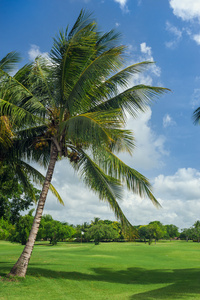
[0,240,200,299]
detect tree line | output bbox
[1,210,200,245]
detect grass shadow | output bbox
[23,266,200,298]
[1,264,200,299]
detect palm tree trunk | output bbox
[8,143,58,277]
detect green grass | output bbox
[0,240,200,299]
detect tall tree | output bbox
[1,10,169,277]
[0,53,63,215]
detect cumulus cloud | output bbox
[169,0,200,22]
[121,107,169,170]
[152,168,200,228]
[169,1,200,46]
[31,136,200,230]
[140,42,152,56]
[139,42,161,77]
[154,168,200,200]
[120,168,200,229]
[28,44,49,61]
[192,34,200,45]
[33,161,119,225]
[163,114,176,128]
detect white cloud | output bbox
[163,114,176,128]
[120,168,200,229]
[28,44,49,61]
[121,107,169,170]
[140,42,152,56]
[169,1,200,46]
[154,168,200,200]
[139,43,161,77]
[114,0,129,12]
[185,29,200,46]
[165,21,182,49]
[169,0,200,22]
[31,136,200,230]
[192,34,200,45]
[124,42,162,86]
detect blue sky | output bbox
[1,0,200,229]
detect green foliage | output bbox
[138,221,167,244]
[165,224,179,239]
[180,221,200,242]
[138,225,149,243]
[0,218,14,240]
[0,163,40,224]
[38,214,76,245]
[10,214,34,245]
[85,223,119,244]
[147,221,166,244]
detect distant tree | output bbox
[147,221,166,244]
[11,214,34,245]
[37,214,76,244]
[193,220,200,243]
[165,224,179,240]
[91,217,101,226]
[138,225,149,243]
[180,228,193,241]
[102,219,113,225]
[85,223,119,244]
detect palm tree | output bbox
[0,53,63,220]
[1,10,169,277]
[0,52,20,149]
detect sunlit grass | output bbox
[0,240,200,299]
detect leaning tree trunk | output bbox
[8,143,58,277]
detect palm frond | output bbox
[66,45,125,114]
[93,85,170,118]
[0,52,21,73]
[103,61,155,91]
[13,161,37,201]
[96,29,122,54]
[193,107,200,124]
[0,98,42,127]
[19,160,64,205]
[76,150,132,227]
[51,24,97,111]
[61,109,124,146]
[68,9,93,38]
[0,116,13,148]
[97,150,161,207]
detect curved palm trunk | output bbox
[8,143,58,277]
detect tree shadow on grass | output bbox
[1,265,200,299]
